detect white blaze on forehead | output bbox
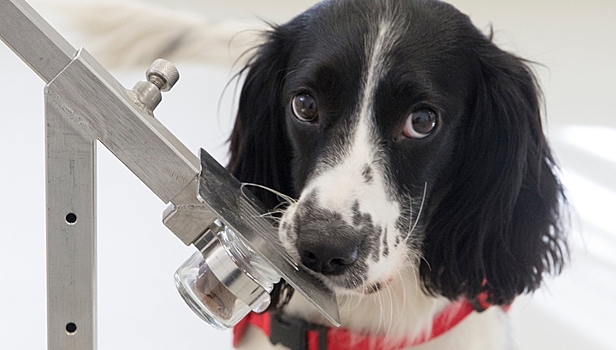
[303,19,402,228]
[358,19,397,126]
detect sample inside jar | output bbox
[193,261,236,321]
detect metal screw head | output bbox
[146,59,179,92]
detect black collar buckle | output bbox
[269,312,328,350]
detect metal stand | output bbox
[1,1,215,349]
[0,1,340,349]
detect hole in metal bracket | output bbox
[65,322,77,335]
[65,213,77,225]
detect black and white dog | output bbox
[69,0,567,348]
[227,0,566,349]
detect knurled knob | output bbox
[146,59,179,92]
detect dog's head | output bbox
[229,0,566,305]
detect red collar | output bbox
[233,292,506,350]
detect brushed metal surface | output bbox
[163,176,219,245]
[48,49,200,202]
[43,48,210,245]
[0,0,76,83]
[45,89,97,349]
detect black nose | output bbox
[299,240,360,275]
[292,199,366,275]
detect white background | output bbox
[1,0,615,349]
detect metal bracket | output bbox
[41,46,218,350]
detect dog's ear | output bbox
[227,25,297,208]
[421,40,568,305]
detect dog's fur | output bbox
[65,0,567,348]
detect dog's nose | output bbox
[299,240,360,275]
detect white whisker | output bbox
[386,282,394,333]
[403,182,428,243]
[392,265,407,330]
[240,182,297,204]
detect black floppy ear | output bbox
[421,40,567,305]
[227,25,296,208]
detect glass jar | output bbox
[174,224,281,330]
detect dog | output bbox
[226,0,567,349]
[64,0,567,348]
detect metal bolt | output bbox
[145,59,179,92]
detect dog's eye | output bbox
[403,108,437,139]
[291,93,318,122]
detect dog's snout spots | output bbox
[362,165,373,183]
[382,228,389,257]
[352,201,373,227]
